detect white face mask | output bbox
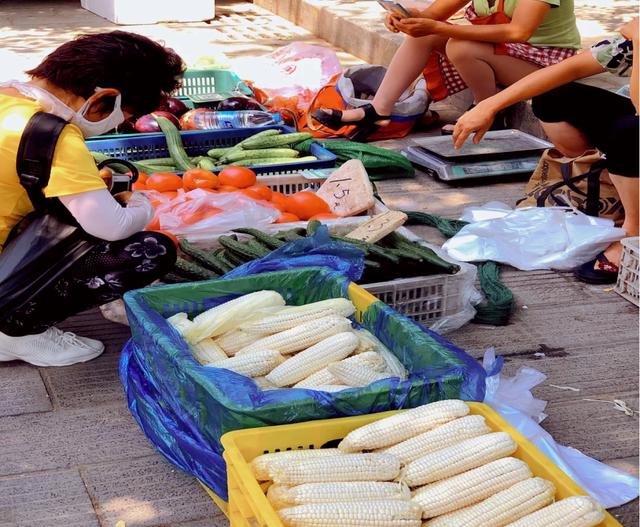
[2,81,125,138]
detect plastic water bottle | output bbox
[188,110,278,130]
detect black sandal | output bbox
[311,103,391,141]
[574,252,619,284]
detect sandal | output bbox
[574,252,619,284]
[311,103,391,141]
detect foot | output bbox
[0,327,105,367]
[574,251,620,285]
[333,107,391,127]
[602,241,623,267]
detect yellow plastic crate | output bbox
[213,402,621,527]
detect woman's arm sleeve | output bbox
[59,189,154,241]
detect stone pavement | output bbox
[0,1,638,526]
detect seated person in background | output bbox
[313,0,581,136]
[0,31,184,366]
[453,18,639,284]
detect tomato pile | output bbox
[134,166,338,230]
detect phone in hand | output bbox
[377,0,411,17]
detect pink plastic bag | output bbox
[233,43,342,111]
[145,189,279,241]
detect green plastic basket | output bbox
[176,69,254,108]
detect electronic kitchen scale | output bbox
[402,129,553,182]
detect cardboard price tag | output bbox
[315,160,375,217]
[346,211,408,243]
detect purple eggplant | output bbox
[134,111,180,133]
[159,97,189,117]
[216,96,262,111]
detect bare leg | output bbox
[337,34,449,124]
[603,174,639,265]
[446,40,542,102]
[540,120,592,157]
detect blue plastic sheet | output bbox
[120,268,486,499]
[223,225,365,282]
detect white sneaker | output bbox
[0,327,105,367]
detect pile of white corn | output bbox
[166,290,406,392]
[251,400,606,527]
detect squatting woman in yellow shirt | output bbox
[0,31,184,366]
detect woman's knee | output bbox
[446,39,489,63]
[601,115,639,177]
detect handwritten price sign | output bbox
[346,211,408,243]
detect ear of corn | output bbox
[253,376,278,390]
[167,312,193,335]
[184,290,285,342]
[211,349,283,377]
[251,449,344,481]
[423,477,555,527]
[267,481,411,509]
[381,415,491,466]
[504,496,605,527]
[283,298,356,318]
[190,339,228,365]
[412,457,533,518]
[214,329,260,356]
[266,332,359,387]
[328,361,392,387]
[237,315,352,356]
[240,307,345,336]
[356,329,407,380]
[269,453,401,485]
[402,431,517,487]
[278,500,423,527]
[294,351,387,388]
[338,400,470,453]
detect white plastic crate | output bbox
[80,0,215,24]
[615,237,639,306]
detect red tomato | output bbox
[183,168,219,190]
[284,191,330,220]
[245,185,272,200]
[240,188,264,201]
[132,180,147,191]
[146,172,183,192]
[309,212,340,220]
[275,212,301,223]
[218,185,240,192]
[271,191,288,209]
[218,166,257,189]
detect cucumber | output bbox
[179,239,231,274]
[198,157,218,170]
[306,220,322,236]
[231,156,317,167]
[219,236,264,261]
[220,249,245,267]
[245,239,271,258]
[155,115,196,171]
[235,129,281,149]
[214,250,237,271]
[139,164,178,173]
[231,228,285,249]
[137,157,177,167]
[207,146,236,159]
[90,152,147,174]
[240,132,312,150]
[383,232,460,274]
[220,148,300,164]
[174,257,219,280]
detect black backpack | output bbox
[0,112,135,317]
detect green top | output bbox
[472,0,581,49]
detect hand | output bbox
[395,18,438,38]
[618,17,639,42]
[384,12,402,33]
[452,103,497,149]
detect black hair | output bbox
[26,31,185,116]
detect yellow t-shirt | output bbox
[0,92,106,251]
[473,0,581,50]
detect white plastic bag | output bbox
[232,43,342,108]
[483,349,640,508]
[148,189,279,241]
[444,203,625,270]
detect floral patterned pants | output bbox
[0,231,176,336]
